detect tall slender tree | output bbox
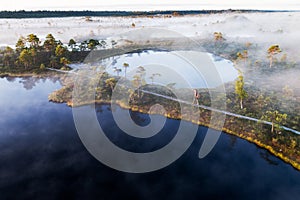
[261,110,287,133]
[123,62,129,79]
[235,74,247,109]
[18,49,31,69]
[29,48,37,65]
[236,50,248,67]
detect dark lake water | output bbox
[1,77,300,200]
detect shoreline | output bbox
[2,59,299,171]
[57,98,300,172]
[0,70,65,78]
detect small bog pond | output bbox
[0,77,300,199]
[72,50,238,89]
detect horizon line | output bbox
[0,9,299,12]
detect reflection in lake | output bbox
[0,77,300,199]
[3,76,61,90]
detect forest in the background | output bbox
[0,10,281,19]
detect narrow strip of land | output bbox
[47,67,300,135]
[141,89,300,135]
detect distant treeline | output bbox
[0,10,281,19]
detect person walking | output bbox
[193,89,200,105]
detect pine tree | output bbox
[267,45,281,68]
[261,110,287,133]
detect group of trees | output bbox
[232,44,288,134]
[76,39,107,51]
[214,31,283,69]
[112,62,129,77]
[0,10,245,19]
[0,33,110,71]
[15,33,72,70]
[0,33,69,70]
[233,70,288,134]
[107,64,152,99]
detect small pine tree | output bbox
[40,63,45,70]
[214,32,224,41]
[267,44,281,68]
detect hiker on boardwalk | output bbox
[193,89,200,105]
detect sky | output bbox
[1,0,299,11]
